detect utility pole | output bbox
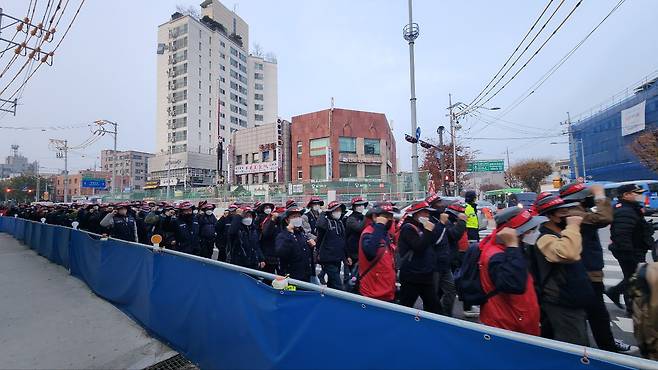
[438,126,446,195]
[580,138,586,181]
[562,112,579,181]
[93,120,119,195]
[449,94,458,196]
[50,139,69,203]
[506,147,511,170]
[403,0,420,197]
[35,161,39,202]
[326,97,334,181]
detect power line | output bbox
[466,0,555,108]
[469,0,568,110]
[475,0,584,110]
[498,0,628,118]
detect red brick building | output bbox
[291,108,396,182]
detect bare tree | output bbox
[629,129,658,174]
[252,43,264,57]
[510,160,553,193]
[176,5,200,19]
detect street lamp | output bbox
[550,139,586,181]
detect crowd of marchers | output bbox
[2,182,658,359]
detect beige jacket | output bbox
[536,224,582,263]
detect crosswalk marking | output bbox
[612,317,634,333]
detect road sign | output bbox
[466,160,505,173]
[81,178,107,189]
[415,127,421,140]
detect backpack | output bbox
[454,242,497,306]
[629,263,656,358]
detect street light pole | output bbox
[93,120,119,196]
[438,125,446,195]
[449,94,458,196]
[403,0,420,198]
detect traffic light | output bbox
[419,140,433,149]
[405,134,418,144]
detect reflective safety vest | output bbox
[465,203,479,230]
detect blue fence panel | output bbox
[14,218,25,241]
[38,223,55,261]
[24,221,33,247]
[0,217,652,369]
[53,226,71,269]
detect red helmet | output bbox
[534,195,577,215]
[306,196,324,208]
[326,201,346,212]
[177,201,194,210]
[285,199,298,209]
[351,196,368,207]
[425,193,441,206]
[405,201,436,215]
[201,203,215,210]
[446,203,466,216]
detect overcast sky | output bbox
[1,0,656,174]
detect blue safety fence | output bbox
[0,216,654,369]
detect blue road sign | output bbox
[415,127,421,140]
[81,178,107,189]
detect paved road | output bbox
[0,233,178,369]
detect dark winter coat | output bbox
[276,228,313,282]
[610,200,655,260]
[345,212,367,260]
[397,219,440,283]
[316,213,347,264]
[228,215,264,269]
[164,215,201,255]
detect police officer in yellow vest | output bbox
[464,190,480,242]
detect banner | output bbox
[0,217,652,370]
[621,100,646,136]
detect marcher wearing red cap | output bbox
[162,201,202,255]
[478,207,546,336]
[227,207,265,269]
[276,206,315,282]
[259,204,283,274]
[528,195,594,346]
[344,197,369,290]
[358,202,398,301]
[99,201,138,242]
[316,201,347,290]
[397,201,441,313]
[198,203,217,259]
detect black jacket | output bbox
[259,215,280,257]
[276,228,313,282]
[198,213,217,241]
[227,215,264,269]
[441,217,466,271]
[316,213,347,263]
[164,215,201,255]
[345,212,366,260]
[610,200,654,259]
[397,220,440,283]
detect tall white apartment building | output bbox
[149,0,278,188]
[248,54,278,125]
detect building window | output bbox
[339,137,356,153]
[254,93,264,101]
[254,72,264,80]
[365,165,381,178]
[236,155,242,165]
[255,62,264,70]
[254,104,264,111]
[310,165,326,180]
[339,164,357,178]
[255,114,263,121]
[253,152,260,163]
[297,141,302,158]
[364,138,381,155]
[255,83,263,90]
[262,150,270,162]
[309,138,328,157]
[297,169,303,180]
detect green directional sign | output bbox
[467,160,505,172]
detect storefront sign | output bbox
[259,143,276,151]
[339,157,382,164]
[160,178,179,186]
[234,161,278,175]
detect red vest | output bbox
[478,232,540,336]
[458,232,469,252]
[358,224,396,301]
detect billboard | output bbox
[621,100,646,136]
[234,161,278,175]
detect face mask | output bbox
[193,209,198,214]
[332,211,342,220]
[290,218,303,228]
[312,205,321,212]
[556,217,568,229]
[242,217,253,226]
[522,229,541,245]
[264,208,272,215]
[205,210,214,216]
[355,206,365,214]
[417,216,429,224]
[582,196,595,209]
